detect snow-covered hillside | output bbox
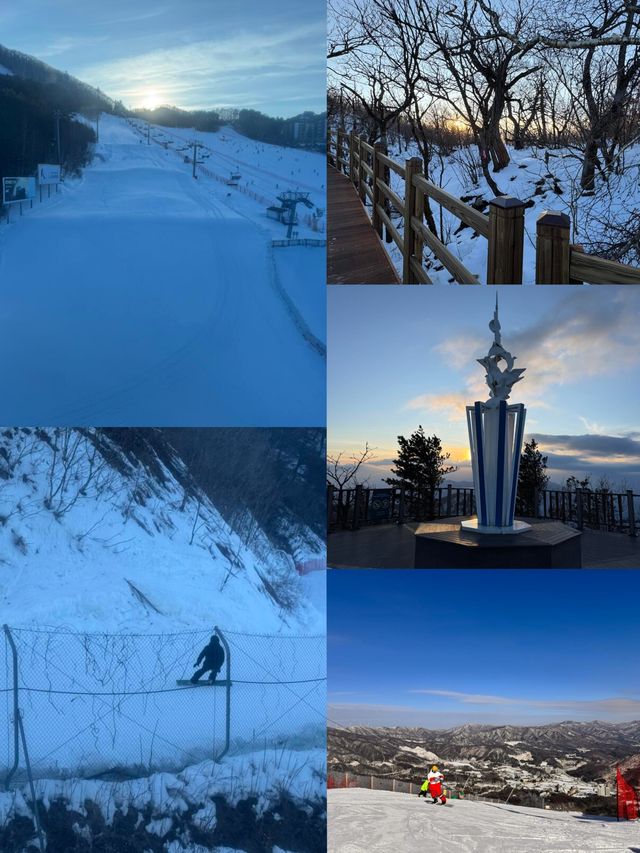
[328,788,638,852]
[0,428,326,782]
[380,139,640,284]
[0,427,323,633]
[0,114,325,425]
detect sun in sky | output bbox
[139,90,163,110]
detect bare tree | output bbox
[327,443,375,489]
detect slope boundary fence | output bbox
[327,484,639,537]
[1,624,325,786]
[328,129,640,285]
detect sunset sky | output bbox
[1,0,325,115]
[328,286,640,491]
[329,570,640,727]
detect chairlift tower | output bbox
[277,190,314,238]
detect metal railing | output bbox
[328,484,639,536]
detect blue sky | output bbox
[1,0,326,115]
[328,286,640,490]
[328,570,640,727]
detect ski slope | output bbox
[0,114,325,425]
[328,788,638,852]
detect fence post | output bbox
[352,484,363,531]
[403,157,423,283]
[358,137,366,204]
[327,485,334,534]
[372,142,384,239]
[576,488,584,531]
[349,132,356,184]
[533,487,539,519]
[536,211,570,283]
[487,197,525,284]
[214,626,231,762]
[447,483,453,517]
[627,490,637,537]
[3,625,19,789]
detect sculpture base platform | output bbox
[413,517,582,568]
[460,519,531,535]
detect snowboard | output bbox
[176,679,232,686]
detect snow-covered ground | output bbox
[0,114,325,424]
[0,747,325,852]
[379,139,640,284]
[328,788,638,852]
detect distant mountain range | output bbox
[329,722,640,809]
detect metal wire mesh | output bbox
[1,625,325,783]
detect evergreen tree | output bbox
[385,426,455,516]
[517,438,549,515]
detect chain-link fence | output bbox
[1,625,325,784]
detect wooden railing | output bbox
[327,484,639,536]
[328,129,640,285]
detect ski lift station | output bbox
[266,190,315,237]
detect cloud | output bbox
[403,289,640,423]
[409,689,640,714]
[328,699,640,728]
[38,35,109,58]
[329,692,640,728]
[406,392,470,422]
[76,23,325,111]
[530,433,640,484]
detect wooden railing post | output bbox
[627,490,637,537]
[357,136,366,203]
[349,131,356,183]
[487,196,525,284]
[372,142,384,239]
[536,211,570,283]
[403,157,423,283]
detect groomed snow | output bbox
[0,114,325,425]
[328,788,638,852]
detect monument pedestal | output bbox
[413,517,582,568]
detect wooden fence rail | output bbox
[327,484,639,537]
[328,129,640,285]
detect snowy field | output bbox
[328,788,638,852]
[0,114,325,424]
[378,139,640,284]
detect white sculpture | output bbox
[477,296,525,408]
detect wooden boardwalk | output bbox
[327,166,400,284]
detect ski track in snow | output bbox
[0,115,325,425]
[328,789,638,852]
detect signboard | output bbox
[37,163,60,185]
[2,177,36,205]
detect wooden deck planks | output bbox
[327,166,400,284]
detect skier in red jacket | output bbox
[427,765,447,804]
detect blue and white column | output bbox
[462,399,530,534]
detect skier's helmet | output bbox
[431,765,438,771]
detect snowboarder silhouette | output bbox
[191,634,225,683]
